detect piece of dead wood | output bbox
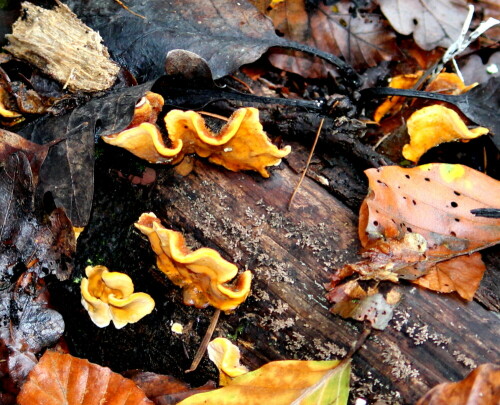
[5,2,119,92]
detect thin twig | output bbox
[287,117,324,210]
[229,75,255,94]
[198,111,229,121]
[114,0,146,19]
[185,308,221,373]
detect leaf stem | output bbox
[274,38,361,87]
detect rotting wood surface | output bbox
[151,159,499,404]
[56,147,499,405]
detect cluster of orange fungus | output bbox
[373,71,476,122]
[80,265,155,329]
[102,92,290,177]
[134,212,252,312]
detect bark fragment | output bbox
[5,2,119,92]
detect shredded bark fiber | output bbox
[5,2,119,92]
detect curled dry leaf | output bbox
[103,106,291,178]
[326,280,401,330]
[135,212,252,311]
[80,265,155,329]
[17,351,153,405]
[403,105,489,163]
[416,363,500,405]
[374,72,476,122]
[180,356,351,405]
[379,0,469,51]
[411,253,485,301]
[265,0,398,78]
[207,337,249,386]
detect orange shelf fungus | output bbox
[374,72,476,122]
[134,212,252,312]
[102,95,290,177]
[404,105,489,162]
[81,265,155,329]
[163,107,291,178]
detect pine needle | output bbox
[287,117,324,210]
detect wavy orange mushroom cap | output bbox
[81,265,155,329]
[134,212,252,312]
[102,96,291,177]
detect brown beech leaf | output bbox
[266,0,398,78]
[17,351,153,405]
[412,253,485,301]
[360,164,500,254]
[125,370,216,404]
[357,163,500,299]
[0,129,61,181]
[416,363,500,405]
[379,0,469,51]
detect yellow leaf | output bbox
[403,105,489,162]
[179,359,351,405]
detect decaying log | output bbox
[54,145,499,405]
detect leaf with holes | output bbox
[378,0,469,51]
[17,351,153,405]
[358,163,499,299]
[264,0,398,78]
[327,163,499,307]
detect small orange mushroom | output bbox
[134,212,252,312]
[208,337,249,386]
[81,265,155,329]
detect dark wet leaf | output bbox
[0,153,71,397]
[0,272,64,397]
[19,83,153,227]
[157,50,325,111]
[0,152,76,280]
[0,129,61,180]
[63,0,358,85]
[361,77,500,148]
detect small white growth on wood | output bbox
[452,351,477,369]
[5,2,119,92]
